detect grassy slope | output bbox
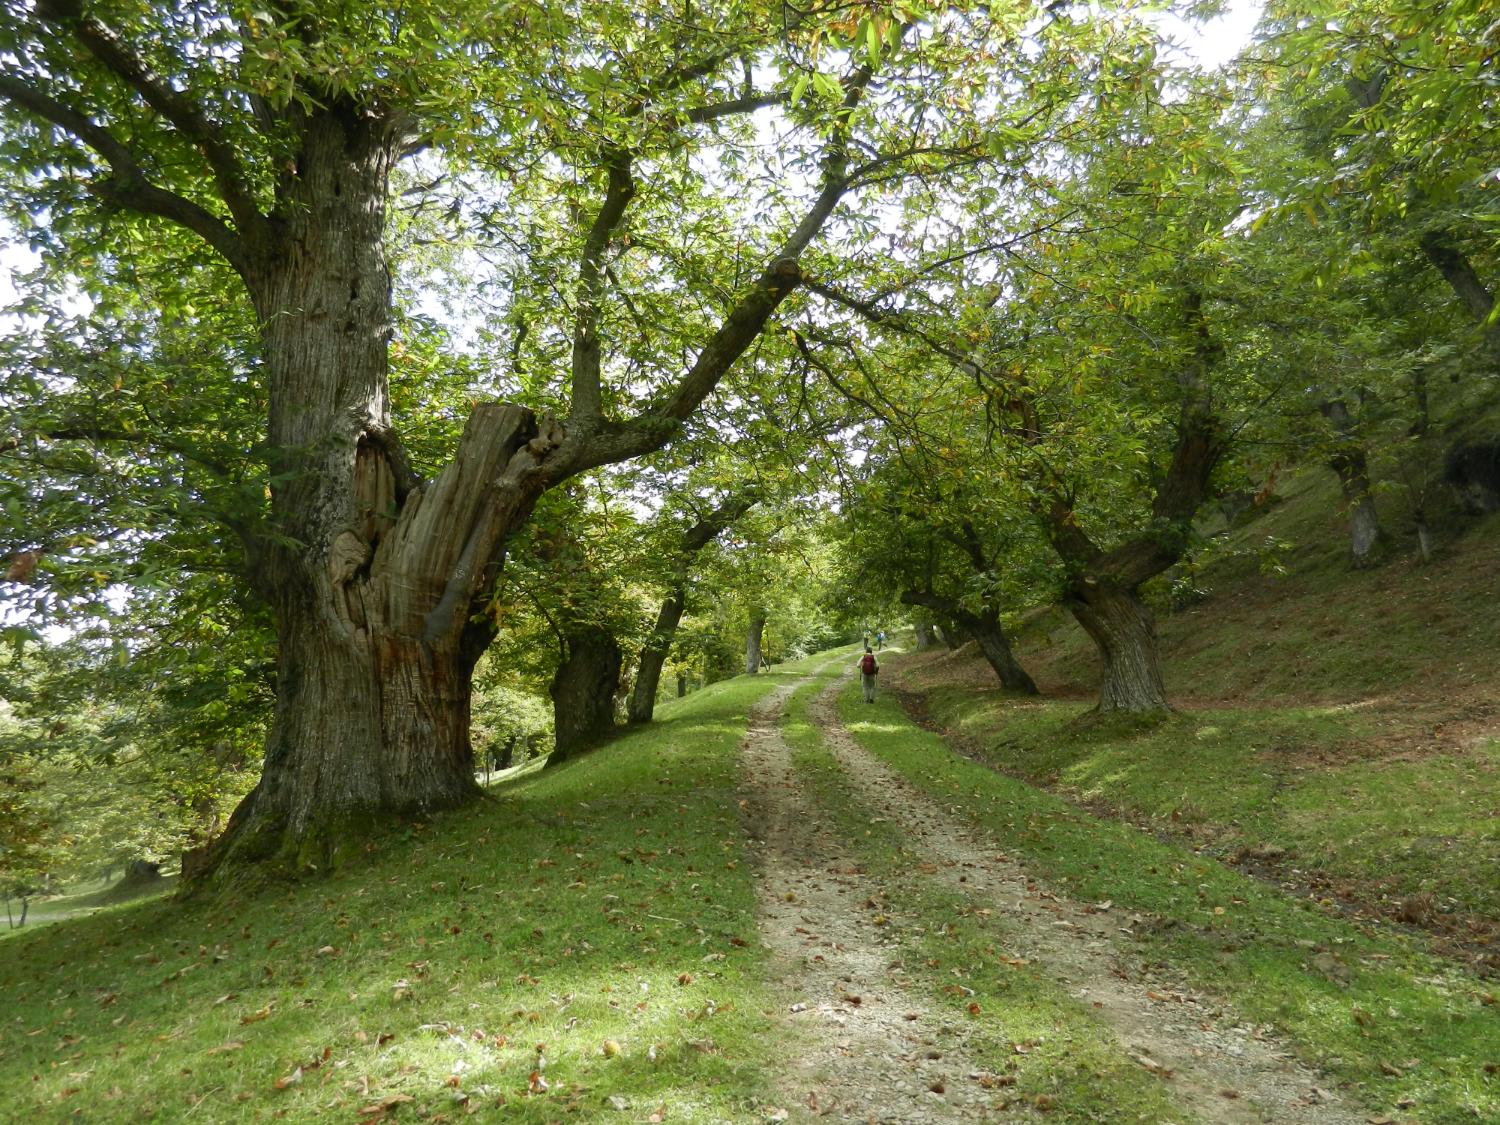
[0,670,817,1124]
[896,465,1500,935]
[835,675,1499,1125]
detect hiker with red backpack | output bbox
[857,646,880,703]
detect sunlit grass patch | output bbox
[917,684,1500,919]
[0,675,787,1123]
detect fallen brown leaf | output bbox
[357,1093,414,1116]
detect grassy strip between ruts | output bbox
[0,671,799,1124]
[778,670,1182,1123]
[834,676,1500,1125]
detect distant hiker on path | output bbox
[857,646,880,703]
[875,629,885,650]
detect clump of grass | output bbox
[0,674,793,1124]
[838,681,1499,1124]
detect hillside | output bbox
[889,461,1500,971]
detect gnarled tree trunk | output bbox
[1065,581,1167,713]
[913,621,936,647]
[967,610,1039,695]
[1040,288,1224,715]
[549,625,623,763]
[900,591,1037,694]
[202,114,558,878]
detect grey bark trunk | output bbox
[1416,521,1434,564]
[549,625,623,762]
[913,621,936,647]
[1419,230,1500,368]
[1321,400,1386,569]
[628,586,686,723]
[744,614,766,675]
[676,673,688,698]
[968,613,1039,695]
[936,624,961,650]
[1066,582,1169,713]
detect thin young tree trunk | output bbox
[629,586,686,723]
[1066,581,1169,713]
[549,625,623,763]
[1322,400,1386,568]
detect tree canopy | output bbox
[2,0,1497,888]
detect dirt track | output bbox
[738,666,1367,1124]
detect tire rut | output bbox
[806,671,1369,1125]
[740,676,1008,1123]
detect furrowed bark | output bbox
[1065,580,1167,714]
[548,625,623,764]
[196,107,558,881]
[900,590,1037,694]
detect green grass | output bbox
[777,671,1184,1122]
[0,673,795,1124]
[914,683,1500,922]
[835,679,1500,1125]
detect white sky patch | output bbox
[1151,0,1264,71]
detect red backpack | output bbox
[860,652,878,675]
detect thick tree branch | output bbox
[683,90,784,123]
[35,3,268,240]
[1057,288,1225,590]
[681,490,757,553]
[0,74,250,273]
[1420,229,1499,330]
[570,149,635,424]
